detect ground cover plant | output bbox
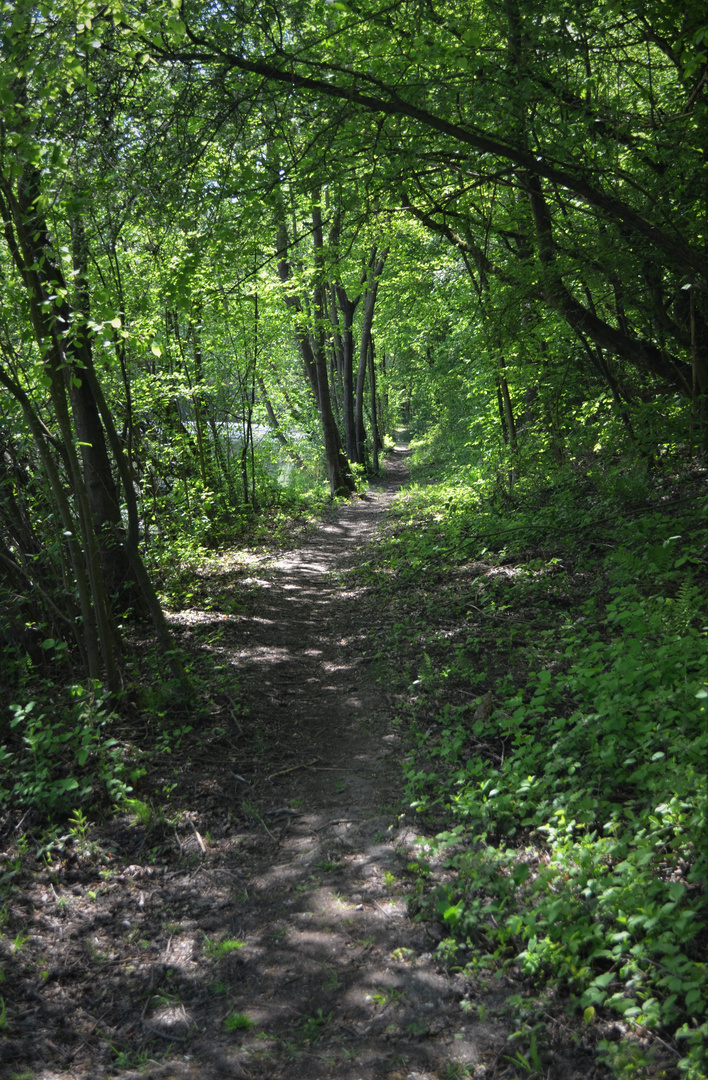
[2,2,708,1071]
[1,449,529,1080]
[358,441,708,1079]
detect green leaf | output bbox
[512,863,531,886]
[462,29,481,47]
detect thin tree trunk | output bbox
[0,179,121,688]
[257,376,305,468]
[498,363,518,491]
[171,310,209,486]
[334,284,360,460]
[524,172,692,392]
[277,214,355,495]
[369,337,380,472]
[0,366,100,677]
[68,211,134,600]
[355,246,389,464]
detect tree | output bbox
[3,0,708,691]
[0,2,192,688]
[152,0,706,411]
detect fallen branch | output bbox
[315,818,358,831]
[188,819,207,854]
[267,757,319,780]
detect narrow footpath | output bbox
[159,444,505,1080]
[6,447,510,1080]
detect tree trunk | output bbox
[333,284,360,460]
[312,203,356,495]
[68,211,135,602]
[355,246,389,464]
[276,217,354,496]
[1,168,186,688]
[368,337,380,472]
[257,375,305,468]
[0,176,121,689]
[524,172,693,392]
[0,365,101,678]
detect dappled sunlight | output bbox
[4,454,504,1079]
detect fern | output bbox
[664,581,701,633]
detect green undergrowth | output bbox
[0,683,146,813]
[145,481,335,587]
[360,450,708,1078]
[0,652,239,821]
[0,475,341,823]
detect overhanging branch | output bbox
[158,32,708,287]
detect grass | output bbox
[323,968,341,991]
[300,1008,331,1042]
[366,986,404,1007]
[203,935,246,959]
[224,1012,254,1032]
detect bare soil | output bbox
[2,446,607,1080]
[0,447,499,1080]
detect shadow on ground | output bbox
[1,447,522,1080]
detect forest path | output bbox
[154,442,499,1080]
[7,445,507,1080]
[137,443,501,1079]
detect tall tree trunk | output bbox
[0,365,101,678]
[312,203,356,495]
[79,358,189,690]
[368,337,380,472]
[0,168,187,689]
[328,283,346,386]
[333,284,360,460]
[276,226,321,405]
[355,246,389,463]
[276,218,355,495]
[0,177,121,689]
[21,187,132,607]
[67,211,135,602]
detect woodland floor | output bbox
[1,445,611,1080]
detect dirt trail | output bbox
[2,446,508,1080]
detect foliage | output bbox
[2,0,707,692]
[1,3,707,1068]
[361,448,708,1077]
[0,683,145,813]
[204,936,246,960]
